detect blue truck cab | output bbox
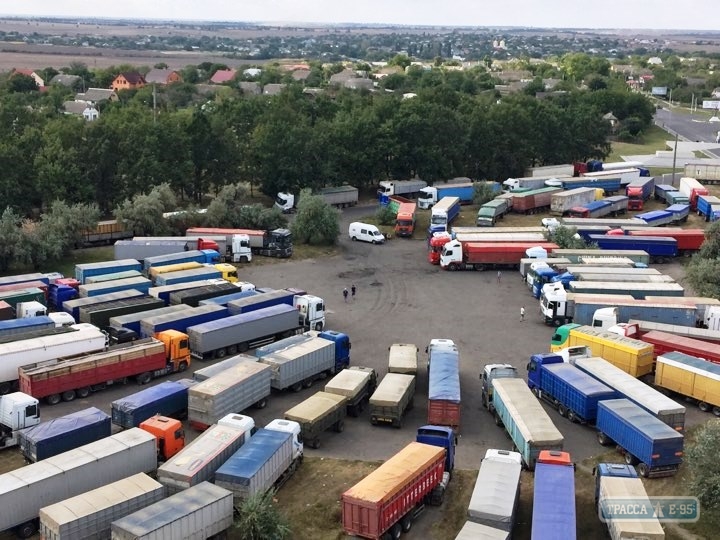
[319,330,351,371]
[416,425,456,473]
[532,267,568,298]
[592,462,637,505]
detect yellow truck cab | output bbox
[154,330,192,372]
[214,263,238,283]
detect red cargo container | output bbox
[427,401,460,431]
[0,300,12,321]
[342,442,446,540]
[642,330,720,364]
[0,281,49,300]
[18,336,188,404]
[512,188,561,214]
[461,242,559,266]
[627,229,705,254]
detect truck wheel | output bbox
[303,378,314,389]
[393,418,403,429]
[553,319,562,327]
[401,513,414,532]
[351,236,357,241]
[16,521,37,539]
[291,383,303,393]
[449,263,458,271]
[389,523,402,540]
[240,256,249,264]
[557,404,567,417]
[314,322,323,331]
[215,348,227,359]
[597,432,611,446]
[494,412,502,426]
[567,410,577,423]
[76,387,90,398]
[335,420,345,433]
[238,342,249,353]
[228,345,238,356]
[254,398,267,409]
[699,401,711,412]
[370,416,378,425]
[310,438,320,449]
[46,394,61,406]
[62,390,76,402]
[638,463,650,478]
[713,406,720,417]
[624,451,639,466]
[136,372,152,385]
[178,361,188,372]
[531,387,540,398]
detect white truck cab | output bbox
[294,294,325,331]
[426,338,457,368]
[16,301,47,318]
[265,418,304,460]
[275,192,296,213]
[218,413,256,436]
[234,281,256,292]
[480,363,518,411]
[231,234,252,263]
[417,186,438,209]
[0,392,40,449]
[48,312,76,327]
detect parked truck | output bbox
[388,343,418,375]
[0,316,55,339]
[0,392,40,450]
[511,187,562,214]
[526,164,576,178]
[596,399,684,477]
[369,373,416,428]
[153,266,222,287]
[258,331,350,391]
[569,280,684,299]
[342,441,449,540]
[75,259,141,285]
[227,288,306,315]
[198,287,258,307]
[18,407,110,463]
[697,194,720,221]
[115,240,219,262]
[0,273,50,288]
[573,301,695,329]
[79,296,165,329]
[531,451,577,540]
[480,363,518,413]
[642,330,720,365]
[111,380,192,429]
[527,354,617,423]
[626,177,656,210]
[611,318,720,344]
[684,160,720,184]
[108,304,189,337]
[142,248,221,272]
[188,362,273,430]
[678,176,709,209]
[503,175,570,192]
[594,463,665,540]
[550,187,598,215]
[64,290,144,320]
[395,201,417,237]
[149,280,225,306]
[276,185,358,211]
[0,428,157,538]
[656,351,720,416]
[39,473,165,540]
[19,333,191,405]
[428,196,462,234]
[467,449,522,533]
[137,414,185,461]
[139,304,227,338]
[476,199,510,226]
[440,240,559,271]
[110,481,234,540]
[168,281,237,307]
[490,378,564,470]
[566,200,613,219]
[192,354,257,382]
[428,341,461,431]
[418,182,477,209]
[85,269,143,284]
[284,391,347,449]
[377,179,427,202]
[186,226,293,258]
[157,414,254,494]
[0,288,46,312]
[324,367,377,417]
[214,419,304,499]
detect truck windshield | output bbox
[273,232,292,247]
[397,220,413,226]
[430,215,446,225]
[418,190,432,200]
[275,195,288,205]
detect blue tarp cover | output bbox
[428,347,460,402]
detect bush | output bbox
[375,205,396,226]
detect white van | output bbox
[349,222,385,244]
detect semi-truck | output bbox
[697,194,720,221]
[227,287,306,315]
[388,343,418,375]
[275,185,359,211]
[574,356,685,430]
[139,304,227,337]
[157,414,254,494]
[0,428,157,538]
[570,301,696,328]
[369,372,416,428]
[377,179,427,201]
[0,315,55,339]
[531,451,577,540]
[149,280,225,306]
[503,175,570,192]
[594,463,665,540]
[153,266,222,287]
[626,177,656,210]
[561,176,623,194]
[259,331,350,391]
[0,288,46,312]
[0,273,50,288]
[187,304,305,359]
[684,160,720,184]
[511,187,562,214]
[62,290,144,320]
[108,304,189,337]
[653,183,681,204]
[187,226,294,258]
[642,330,720,364]
[0,323,108,395]
[188,362,273,430]
[418,182,477,209]
[110,481,234,540]
[596,399,684,477]
[284,391,347,449]
[111,380,192,429]
[341,442,449,540]
[440,240,559,271]
[79,296,165,329]
[611,318,720,344]
[136,235,253,263]
[490,378,564,470]
[137,414,185,461]
[428,196,462,233]
[588,235,678,263]
[467,449,522,533]
[214,419,304,499]
[480,363,518,412]
[75,259,141,284]
[525,164,576,178]
[655,351,720,416]
[678,176,709,209]
[395,201,417,237]
[19,333,191,405]
[114,240,220,262]
[428,341,461,431]
[0,392,40,450]
[527,354,617,424]
[324,366,377,417]
[603,195,630,215]
[17,407,110,463]
[198,287,259,307]
[634,209,676,227]
[142,248,221,272]
[476,199,510,226]
[550,187,597,215]
[78,276,152,298]
[566,200,613,219]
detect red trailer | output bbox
[342,442,446,539]
[642,330,720,364]
[441,240,560,271]
[428,401,460,431]
[0,281,49,300]
[512,187,562,214]
[627,229,705,255]
[0,301,12,321]
[18,333,190,404]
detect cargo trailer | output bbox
[142,249,222,272]
[64,289,145,320]
[139,304,227,337]
[111,381,191,429]
[0,316,55,339]
[369,373,416,428]
[227,288,305,315]
[0,273,50,287]
[387,343,418,375]
[531,451,576,540]
[75,259,142,284]
[153,266,222,287]
[568,280,684,300]
[192,354,258,382]
[324,366,377,417]
[85,270,143,284]
[108,304,190,335]
[284,391,347,449]
[428,343,461,431]
[550,187,598,215]
[168,281,237,307]
[0,288,46,311]
[467,449,522,532]
[78,296,164,329]
[655,351,720,416]
[199,288,259,306]
[597,472,665,540]
[455,521,509,540]
[642,330,720,364]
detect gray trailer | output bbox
[467,449,523,532]
[188,303,300,359]
[284,391,347,449]
[188,362,272,430]
[324,366,378,417]
[574,274,675,284]
[550,187,597,215]
[0,428,157,538]
[456,521,510,540]
[110,482,234,540]
[369,373,416,428]
[387,343,419,375]
[320,185,359,207]
[38,473,165,540]
[192,354,258,382]
[157,421,252,495]
[114,240,198,262]
[259,337,336,391]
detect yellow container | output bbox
[214,263,238,283]
[655,352,720,408]
[149,262,203,280]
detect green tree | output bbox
[473,183,497,206]
[375,205,396,226]
[204,183,249,227]
[0,207,22,272]
[686,419,720,527]
[548,226,592,249]
[115,184,177,236]
[291,189,340,245]
[389,54,412,70]
[40,200,100,252]
[233,490,291,540]
[6,74,39,93]
[686,221,720,298]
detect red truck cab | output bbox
[427,232,452,264]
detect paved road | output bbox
[655,107,720,158]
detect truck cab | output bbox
[592,462,638,505]
[139,415,185,461]
[295,295,326,332]
[265,418,304,460]
[550,324,581,351]
[526,353,564,392]
[230,234,252,264]
[0,392,40,449]
[154,330,191,372]
[426,338,456,369]
[416,425,456,473]
[218,413,257,437]
[480,363,518,411]
[540,282,572,326]
[438,240,463,269]
[318,330,351,371]
[213,263,238,283]
[427,232,451,264]
[274,192,296,213]
[48,312,75,327]
[16,301,47,318]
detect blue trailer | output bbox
[199,289,260,307]
[428,196,462,235]
[596,399,684,477]
[227,288,305,316]
[143,249,221,272]
[531,451,576,540]
[17,407,111,463]
[84,270,144,284]
[527,354,617,424]
[111,381,192,428]
[78,276,152,298]
[75,259,142,284]
[532,267,574,299]
[697,194,720,222]
[653,184,676,203]
[567,200,613,219]
[63,289,145,321]
[109,304,191,335]
[434,183,477,204]
[588,234,678,261]
[154,267,223,287]
[635,210,675,227]
[139,304,228,338]
[0,316,55,338]
[665,203,690,224]
[561,177,621,194]
[570,300,696,328]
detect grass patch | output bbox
[608,125,673,162]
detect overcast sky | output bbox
[2,1,719,31]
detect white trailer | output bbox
[0,324,107,394]
[525,164,575,178]
[598,476,665,540]
[110,482,234,540]
[388,343,418,375]
[377,179,427,197]
[550,187,597,215]
[259,337,336,391]
[468,449,522,532]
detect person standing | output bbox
[343,287,349,303]
[351,283,356,301]
[497,270,502,284]
[520,306,526,322]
